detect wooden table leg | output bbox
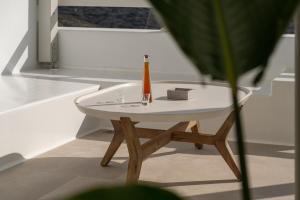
[120,117,143,183]
[191,121,203,149]
[215,140,241,180]
[215,109,242,180]
[100,109,241,182]
[101,120,124,166]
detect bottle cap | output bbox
[144,55,149,62]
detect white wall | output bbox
[58,28,200,79]
[58,28,294,86]
[0,0,37,74]
[196,77,295,146]
[240,35,294,89]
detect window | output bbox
[58,6,161,29]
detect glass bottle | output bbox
[142,55,152,104]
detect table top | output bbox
[75,81,252,122]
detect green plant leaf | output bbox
[149,0,299,84]
[65,184,182,200]
[148,1,299,200]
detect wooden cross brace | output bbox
[100,109,241,183]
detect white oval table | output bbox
[75,81,252,183]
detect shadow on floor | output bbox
[188,182,294,200]
[81,130,295,160]
[142,179,239,187]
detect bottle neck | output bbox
[144,57,149,63]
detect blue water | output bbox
[58,6,161,29]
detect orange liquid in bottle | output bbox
[143,55,152,103]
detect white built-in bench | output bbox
[0,75,100,171]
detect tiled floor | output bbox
[0,130,294,200]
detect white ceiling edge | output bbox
[58,0,151,7]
